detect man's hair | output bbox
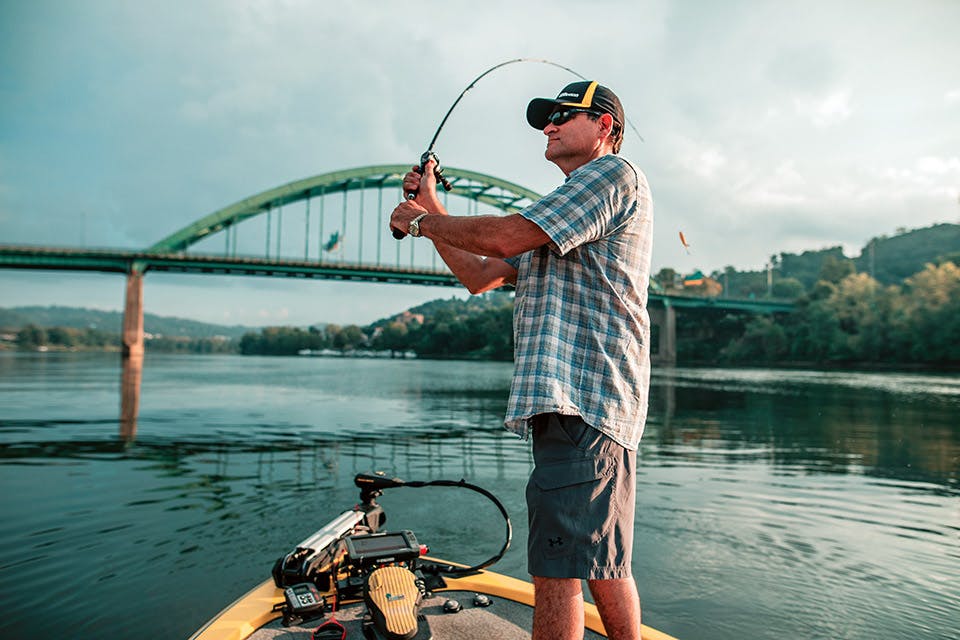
[587,113,624,154]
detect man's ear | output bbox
[599,113,614,136]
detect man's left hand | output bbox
[390,200,428,237]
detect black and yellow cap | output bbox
[526,80,625,130]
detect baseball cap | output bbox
[526,80,625,130]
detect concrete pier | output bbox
[120,268,144,438]
[122,269,144,358]
[649,300,676,367]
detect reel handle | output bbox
[393,151,452,239]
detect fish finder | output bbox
[345,530,421,568]
[277,582,326,626]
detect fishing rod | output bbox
[392,57,648,240]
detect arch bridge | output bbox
[0,164,793,367]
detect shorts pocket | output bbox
[531,455,615,491]
[527,456,619,561]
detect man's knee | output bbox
[533,575,583,597]
[532,577,585,640]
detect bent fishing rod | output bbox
[392,58,601,240]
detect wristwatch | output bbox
[408,213,429,238]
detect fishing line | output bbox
[425,57,645,154]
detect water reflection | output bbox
[648,367,959,489]
[119,353,141,440]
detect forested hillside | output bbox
[0,305,252,338]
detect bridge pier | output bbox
[649,300,676,367]
[120,268,144,438]
[122,269,144,358]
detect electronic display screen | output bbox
[350,533,409,554]
[345,530,420,566]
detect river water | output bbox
[0,352,957,639]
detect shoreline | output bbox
[4,346,957,373]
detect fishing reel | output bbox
[411,151,453,195]
[391,151,453,239]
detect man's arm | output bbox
[390,161,549,294]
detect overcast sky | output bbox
[2,0,958,327]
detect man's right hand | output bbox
[404,157,444,212]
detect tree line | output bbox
[235,259,960,367]
[9,260,958,368]
[10,325,234,354]
[236,297,514,360]
[719,261,960,365]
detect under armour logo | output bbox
[548,536,564,547]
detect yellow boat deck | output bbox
[190,564,678,640]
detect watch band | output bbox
[409,213,429,238]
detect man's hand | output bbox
[403,157,443,211]
[390,199,428,238]
[392,157,448,238]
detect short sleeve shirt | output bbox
[503,154,653,450]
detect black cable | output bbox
[402,478,513,575]
[354,473,512,575]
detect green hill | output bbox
[854,223,960,285]
[0,305,253,339]
[707,223,959,298]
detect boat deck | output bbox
[248,589,606,640]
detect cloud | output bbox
[673,138,728,180]
[876,156,960,202]
[916,156,960,176]
[945,89,960,105]
[793,90,853,127]
[739,161,809,208]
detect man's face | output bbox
[542,109,610,172]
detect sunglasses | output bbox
[547,108,602,127]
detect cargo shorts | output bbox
[525,412,637,580]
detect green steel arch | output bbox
[149,165,542,253]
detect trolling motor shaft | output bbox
[391,151,452,239]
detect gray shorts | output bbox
[525,413,636,580]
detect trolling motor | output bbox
[271,472,513,638]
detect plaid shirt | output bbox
[503,154,653,450]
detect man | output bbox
[391,80,653,640]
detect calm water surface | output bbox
[0,352,957,639]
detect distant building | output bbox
[683,270,706,287]
[683,270,723,297]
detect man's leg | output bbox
[588,577,642,640]
[533,576,584,640]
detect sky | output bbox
[1,0,958,328]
